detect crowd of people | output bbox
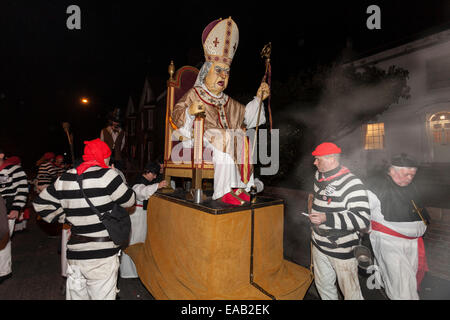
[308,142,430,300]
[0,136,168,298]
[0,136,433,301]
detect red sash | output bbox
[371,220,428,289]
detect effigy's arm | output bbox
[244,97,266,129]
[171,93,190,128]
[172,90,196,136]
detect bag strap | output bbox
[75,173,103,220]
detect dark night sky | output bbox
[1,0,450,172]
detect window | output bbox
[364,123,385,150]
[430,112,450,145]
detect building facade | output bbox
[339,28,450,281]
[124,77,166,173]
[340,28,450,170]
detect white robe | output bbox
[119,182,158,278]
[368,190,427,300]
[178,85,265,200]
[0,219,15,277]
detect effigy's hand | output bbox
[257,82,270,101]
[188,101,205,116]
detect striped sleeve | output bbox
[33,180,65,223]
[10,165,29,211]
[324,175,371,231]
[37,162,53,185]
[104,169,135,207]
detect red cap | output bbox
[76,139,111,175]
[312,142,342,156]
[43,152,55,160]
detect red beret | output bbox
[43,152,55,160]
[312,142,342,156]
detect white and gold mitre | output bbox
[202,17,239,66]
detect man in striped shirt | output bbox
[309,142,370,300]
[36,152,58,192]
[0,148,29,282]
[33,139,135,300]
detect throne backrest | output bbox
[164,64,199,165]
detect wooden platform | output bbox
[155,189,285,214]
[125,190,313,300]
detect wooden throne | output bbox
[163,61,214,190]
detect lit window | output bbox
[430,111,450,145]
[364,123,385,150]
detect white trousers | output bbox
[120,206,147,278]
[312,245,364,300]
[370,232,419,300]
[0,219,16,277]
[66,254,120,300]
[14,220,27,232]
[61,229,70,277]
[212,148,254,200]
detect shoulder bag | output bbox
[76,173,131,248]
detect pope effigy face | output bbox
[204,62,230,95]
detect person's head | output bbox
[312,142,342,173]
[143,162,161,182]
[155,155,164,174]
[107,108,122,132]
[204,62,230,95]
[77,138,112,174]
[388,154,418,187]
[111,120,120,132]
[43,152,55,162]
[55,155,64,165]
[199,17,239,95]
[82,138,111,165]
[0,148,4,164]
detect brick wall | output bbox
[264,187,450,282]
[424,207,450,281]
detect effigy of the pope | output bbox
[124,17,313,299]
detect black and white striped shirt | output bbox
[0,163,29,212]
[33,166,135,260]
[311,166,370,260]
[37,161,58,186]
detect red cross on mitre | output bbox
[213,37,220,47]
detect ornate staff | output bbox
[411,200,429,226]
[251,42,272,161]
[62,122,75,165]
